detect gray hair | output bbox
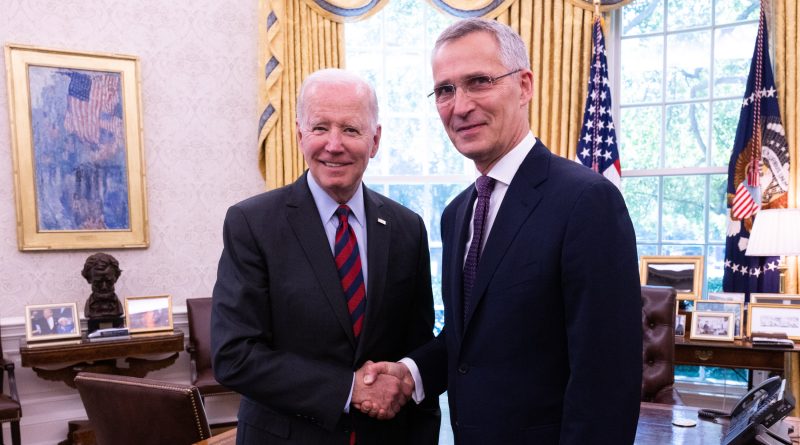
[296,68,379,129]
[433,18,530,71]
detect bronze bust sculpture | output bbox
[82,253,124,319]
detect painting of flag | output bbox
[29,66,130,231]
[5,44,148,250]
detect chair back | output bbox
[187,298,230,395]
[641,285,683,405]
[75,372,211,445]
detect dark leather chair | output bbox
[641,285,683,405]
[0,327,21,445]
[74,372,211,445]
[186,298,233,398]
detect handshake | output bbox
[351,360,415,420]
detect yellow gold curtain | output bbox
[772,0,799,293]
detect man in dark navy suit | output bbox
[361,18,642,445]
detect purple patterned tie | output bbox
[463,175,496,322]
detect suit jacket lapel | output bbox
[452,189,475,339]
[286,173,356,348]
[464,142,550,329]
[356,187,389,361]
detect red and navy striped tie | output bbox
[334,205,366,339]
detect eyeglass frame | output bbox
[427,69,523,104]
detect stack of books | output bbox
[751,332,795,348]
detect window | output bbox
[346,0,460,334]
[613,0,760,392]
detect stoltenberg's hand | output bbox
[351,360,414,420]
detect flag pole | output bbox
[593,0,600,18]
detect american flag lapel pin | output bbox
[377,218,386,225]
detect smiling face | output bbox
[432,31,533,173]
[296,77,380,203]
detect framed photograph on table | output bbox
[24,302,81,342]
[125,295,173,334]
[4,44,148,250]
[751,294,800,305]
[690,311,735,342]
[640,256,704,300]
[706,292,746,303]
[747,304,800,341]
[695,301,744,339]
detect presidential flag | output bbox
[723,8,790,297]
[576,16,620,189]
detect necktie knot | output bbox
[476,176,496,198]
[335,205,351,224]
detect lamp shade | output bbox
[745,208,800,256]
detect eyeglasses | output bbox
[427,69,522,104]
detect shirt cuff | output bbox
[399,357,425,403]
[344,373,354,413]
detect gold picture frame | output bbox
[4,44,148,250]
[24,302,81,342]
[640,255,704,300]
[125,295,173,334]
[695,301,744,339]
[751,293,800,305]
[748,303,800,340]
[690,310,735,342]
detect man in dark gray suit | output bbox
[360,18,642,445]
[211,69,439,444]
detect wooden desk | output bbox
[675,337,800,372]
[191,403,800,444]
[636,401,800,444]
[19,330,184,387]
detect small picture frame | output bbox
[690,310,735,342]
[695,301,744,339]
[124,295,173,334]
[640,255,704,300]
[748,304,800,340]
[706,292,746,303]
[675,314,687,337]
[25,302,81,342]
[751,294,800,305]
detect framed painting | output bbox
[695,301,744,339]
[125,295,173,334]
[751,294,800,305]
[25,302,81,342]
[640,256,704,300]
[690,310,735,342]
[4,44,148,250]
[706,292,746,303]
[747,304,800,340]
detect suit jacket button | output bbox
[458,363,469,374]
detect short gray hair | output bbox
[433,18,530,71]
[296,68,379,129]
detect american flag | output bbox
[723,7,790,297]
[63,71,123,145]
[576,17,621,189]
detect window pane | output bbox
[706,244,726,293]
[621,0,663,36]
[620,106,661,169]
[661,245,704,256]
[711,99,741,167]
[637,244,659,258]
[666,31,710,100]
[716,0,760,25]
[621,36,663,104]
[428,118,467,175]
[386,54,425,114]
[665,103,709,168]
[384,0,425,48]
[714,23,758,97]
[667,0,711,31]
[708,174,727,242]
[662,176,705,242]
[382,117,425,175]
[429,183,468,242]
[622,176,659,243]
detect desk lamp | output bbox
[745,208,800,293]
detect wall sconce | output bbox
[745,208,800,293]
